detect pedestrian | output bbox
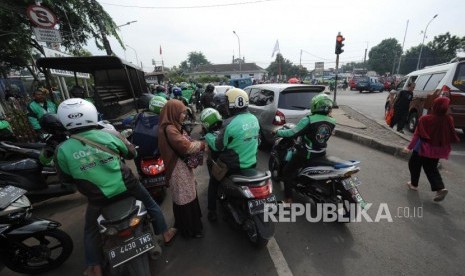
[27,89,57,137]
[403,97,460,202]
[54,98,177,276]
[158,99,205,238]
[390,82,415,134]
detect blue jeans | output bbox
[84,183,168,266]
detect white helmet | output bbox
[58,98,98,130]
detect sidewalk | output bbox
[331,105,412,160]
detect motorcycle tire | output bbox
[338,186,361,223]
[244,218,268,249]
[3,229,73,274]
[268,155,281,181]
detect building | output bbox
[186,63,267,81]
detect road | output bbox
[3,135,465,276]
[334,89,465,164]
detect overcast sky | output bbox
[88,0,465,72]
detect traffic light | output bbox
[335,34,345,55]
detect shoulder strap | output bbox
[71,134,119,157]
[163,125,185,159]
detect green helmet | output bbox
[149,96,167,114]
[311,93,333,114]
[200,107,223,132]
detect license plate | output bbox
[247,194,277,215]
[108,232,155,268]
[141,175,166,188]
[342,177,361,190]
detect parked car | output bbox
[356,76,384,93]
[243,84,326,146]
[349,76,362,90]
[385,57,465,133]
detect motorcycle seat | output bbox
[6,142,46,150]
[306,156,359,169]
[0,158,40,171]
[229,169,270,184]
[100,196,140,225]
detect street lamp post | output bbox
[125,44,139,66]
[117,20,137,28]
[233,31,241,77]
[416,14,438,70]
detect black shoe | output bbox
[207,211,218,222]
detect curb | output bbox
[334,128,411,161]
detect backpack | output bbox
[131,112,160,158]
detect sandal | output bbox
[163,228,177,246]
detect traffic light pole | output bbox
[333,54,339,108]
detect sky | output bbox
[86,0,465,72]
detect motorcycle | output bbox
[97,196,160,275]
[268,124,367,222]
[0,185,73,274]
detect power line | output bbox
[100,0,277,9]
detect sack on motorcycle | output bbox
[211,159,228,181]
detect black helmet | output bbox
[155,85,165,93]
[196,83,203,88]
[39,113,66,134]
[69,85,85,98]
[137,93,155,109]
[205,84,215,93]
[213,92,229,118]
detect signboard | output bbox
[27,5,58,28]
[33,27,62,43]
[43,48,90,79]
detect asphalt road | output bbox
[3,136,465,276]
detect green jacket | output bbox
[27,100,57,130]
[205,111,259,171]
[277,113,336,158]
[55,128,138,205]
[0,120,12,131]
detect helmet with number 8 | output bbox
[225,88,248,112]
[58,98,98,130]
[311,93,333,115]
[149,95,167,114]
[200,107,223,132]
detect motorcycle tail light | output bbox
[141,158,165,176]
[242,180,272,199]
[272,110,286,126]
[118,228,133,238]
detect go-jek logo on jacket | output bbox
[68,113,83,119]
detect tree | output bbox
[427,32,465,64]
[0,0,123,80]
[266,53,300,81]
[179,52,211,71]
[368,38,402,75]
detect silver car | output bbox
[243,84,326,146]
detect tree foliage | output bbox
[267,53,308,80]
[179,51,211,71]
[367,38,402,75]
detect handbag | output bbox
[385,107,394,126]
[164,126,203,169]
[211,159,228,181]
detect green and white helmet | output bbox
[200,107,222,132]
[149,96,167,114]
[311,93,333,114]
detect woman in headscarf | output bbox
[158,99,205,238]
[404,97,460,202]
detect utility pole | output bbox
[396,19,409,75]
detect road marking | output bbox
[267,237,293,276]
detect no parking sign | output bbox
[26,4,58,29]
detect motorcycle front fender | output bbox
[252,213,275,240]
[7,217,61,236]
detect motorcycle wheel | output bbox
[244,218,268,249]
[268,155,280,181]
[338,187,361,223]
[3,229,73,274]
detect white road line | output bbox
[267,237,293,276]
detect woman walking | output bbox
[404,97,460,201]
[159,99,205,238]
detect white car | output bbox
[214,85,235,94]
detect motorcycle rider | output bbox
[54,98,176,276]
[272,93,336,204]
[194,83,204,112]
[200,84,216,109]
[155,85,168,99]
[27,89,57,138]
[204,88,260,221]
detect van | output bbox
[385,57,465,133]
[229,77,253,89]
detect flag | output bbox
[159,45,162,55]
[271,40,280,58]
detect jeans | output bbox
[84,183,168,266]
